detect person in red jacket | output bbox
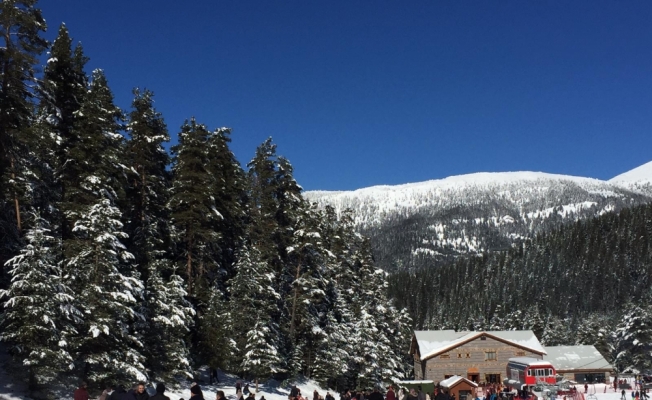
[386,387,396,400]
[74,382,89,400]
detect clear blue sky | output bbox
[38,1,652,191]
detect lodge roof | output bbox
[413,330,546,361]
[543,345,613,372]
[439,375,478,389]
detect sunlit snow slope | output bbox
[610,160,652,195]
[306,165,652,271]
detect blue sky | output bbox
[38,1,652,191]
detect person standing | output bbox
[74,382,89,400]
[151,384,170,400]
[417,387,426,400]
[135,383,150,400]
[386,387,396,400]
[369,388,383,400]
[190,385,204,400]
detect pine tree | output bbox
[0,0,47,249]
[241,313,283,387]
[143,261,194,381]
[197,286,237,374]
[230,242,281,369]
[68,195,146,384]
[38,24,89,241]
[0,214,79,387]
[613,304,652,373]
[169,118,220,296]
[123,88,193,381]
[204,127,246,284]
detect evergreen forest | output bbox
[388,202,652,374]
[0,1,412,390]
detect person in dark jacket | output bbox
[433,388,447,400]
[190,385,204,400]
[406,389,418,400]
[291,387,300,398]
[135,383,150,400]
[326,392,335,400]
[110,385,136,400]
[216,391,226,400]
[369,388,383,400]
[244,385,251,395]
[151,384,170,400]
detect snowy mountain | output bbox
[610,161,652,196]
[305,166,652,271]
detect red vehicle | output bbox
[504,357,556,390]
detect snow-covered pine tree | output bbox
[241,312,283,389]
[0,214,79,387]
[613,303,652,373]
[169,118,220,297]
[61,70,145,384]
[67,194,146,384]
[352,308,385,389]
[38,24,89,242]
[124,89,193,381]
[0,0,47,253]
[143,261,194,382]
[204,127,246,284]
[229,242,281,372]
[196,285,237,375]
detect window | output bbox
[481,336,487,341]
[440,354,450,359]
[466,353,471,358]
[515,351,526,356]
[485,351,497,361]
[458,353,462,358]
[527,370,532,376]
[548,369,553,376]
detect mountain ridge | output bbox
[304,162,652,271]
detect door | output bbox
[468,374,479,383]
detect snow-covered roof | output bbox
[439,376,478,388]
[509,357,553,366]
[414,330,546,360]
[543,345,613,372]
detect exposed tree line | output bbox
[388,202,652,373]
[0,1,412,391]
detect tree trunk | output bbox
[10,157,21,233]
[187,227,193,295]
[289,254,302,338]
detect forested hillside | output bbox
[388,202,652,373]
[307,173,650,271]
[0,1,411,390]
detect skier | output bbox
[622,390,627,400]
[151,384,170,400]
[74,382,89,400]
[244,384,251,395]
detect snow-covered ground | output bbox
[0,365,331,400]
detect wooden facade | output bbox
[413,332,545,384]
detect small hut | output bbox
[439,376,478,400]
